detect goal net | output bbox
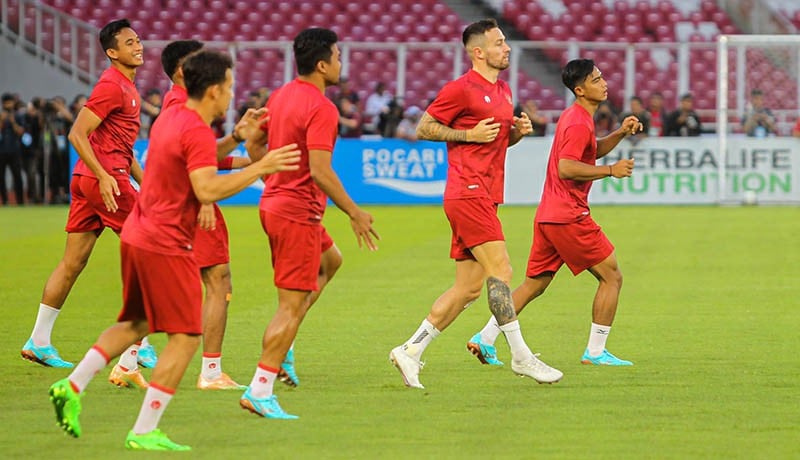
[717,35,800,204]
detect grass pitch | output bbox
[1,204,798,459]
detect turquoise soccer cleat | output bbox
[581,349,633,366]
[125,429,191,451]
[21,338,74,368]
[466,333,504,366]
[239,388,298,420]
[278,349,299,387]
[137,343,158,369]
[49,378,82,438]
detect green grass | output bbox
[1,204,799,459]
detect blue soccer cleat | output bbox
[21,338,74,368]
[239,388,298,420]
[137,343,158,369]
[278,349,299,387]
[581,349,633,366]
[466,333,504,366]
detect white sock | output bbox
[31,303,60,346]
[201,353,222,380]
[478,316,502,346]
[68,346,109,393]
[118,343,140,371]
[499,320,532,361]
[132,383,174,435]
[141,336,151,348]
[586,322,611,357]
[402,319,440,360]
[249,364,278,399]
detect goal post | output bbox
[717,35,800,205]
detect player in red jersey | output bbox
[47,50,301,450]
[470,59,640,366]
[389,19,562,389]
[157,40,266,390]
[240,27,378,419]
[20,20,151,384]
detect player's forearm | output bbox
[596,129,627,158]
[193,166,263,204]
[508,129,524,147]
[244,138,266,162]
[311,166,359,217]
[216,134,239,158]
[130,158,144,185]
[416,114,467,142]
[68,130,110,179]
[558,158,612,181]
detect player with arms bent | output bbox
[46,50,300,451]
[468,59,639,367]
[241,27,378,419]
[20,20,151,383]
[389,19,563,389]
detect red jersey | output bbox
[259,79,339,223]
[536,104,597,223]
[161,85,187,111]
[426,69,514,203]
[73,66,141,178]
[121,105,217,255]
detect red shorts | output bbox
[118,241,203,334]
[194,204,230,269]
[259,210,334,291]
[443,198,504,260]
[526,216,614,277]
[65,174,137,235]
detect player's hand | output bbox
[467,117,501,143]
[98,173,120,212]
[234,107,268,142]
[513,112,533,136]
[197,203,216,231]
[256,143,301,175]
[610,158,635,178]
[620,116,643,136]
[349,208,380,251]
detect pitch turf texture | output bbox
[1,205,798,459]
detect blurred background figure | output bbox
[665,93,702,136]
[515,99,548,136]
[646,92,667,137]
[620,96,650,144]
[395,105,422,141]
[594,101,618,137]
[741,89,777,137]
[337,97,363,138]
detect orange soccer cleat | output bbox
[109,364,149,389]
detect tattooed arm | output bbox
[416,112,501,144]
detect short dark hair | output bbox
[562,59,596,95]
[99,19,132,53]
[293,28,338,76]
[182,50,233,100]
[630,96,643,104]
[462,18,499,47]
[1,93,14,103]
[751,88,763,96]
[161,40,204,80]
[680,93,693,101]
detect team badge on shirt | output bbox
[484,95,491,103]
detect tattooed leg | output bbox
[487,276,517,326]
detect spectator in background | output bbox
[741,89,777,137]
[363,82,392,134]
[665,93,702,136]
[139,88,161,139]
[792,116,800,137]
[0,93,26,205]
[238,90,261,120]
[621,96,650,144]
[23,97,45,203]
[594,101,618,137]
[646,92,667,136]
[43,96,75,203]
[333,76,359,107]
[395,105,422,141]
[256,86,270,106]
[515,99,547,136]
[337,97,362,138]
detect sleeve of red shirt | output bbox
[558,125,593,161]
[183,126,219,173]
[84,81,122,120]
[217,156,234,171]
[306,103,339,152]
[426,81,463,126]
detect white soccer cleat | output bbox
[511,353,563,384]
[389,346,425,389]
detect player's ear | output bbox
[105,47,119,61]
